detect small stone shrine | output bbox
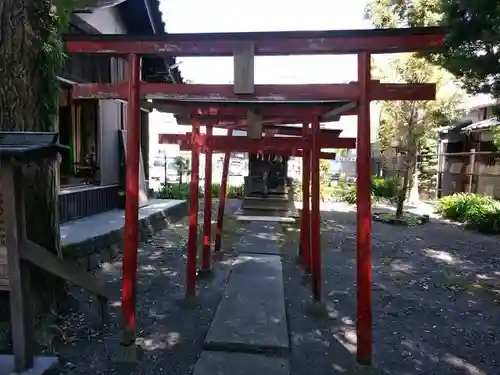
[241,152,296,216]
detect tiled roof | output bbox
[462,117,499,132]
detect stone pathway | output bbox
[193,222,290,374]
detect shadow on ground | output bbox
[281,202,499,375]
[15,199,500,375]
[53,199,243,375]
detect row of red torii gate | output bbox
[65,26,447,365]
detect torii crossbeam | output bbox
[65,25,447,366]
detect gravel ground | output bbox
[281,202,500,375]
[32,199,500,375]
[53,199,242,375]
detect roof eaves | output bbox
[462,117,500,133]
[146,0,183,83]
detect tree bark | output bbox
[395,149,418,217]
[0,0,69,333]
[395,167,410,218]
[407,160,420,206]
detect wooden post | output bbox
[300,122,311,274]
[468,149,476,193]
[356,52,373,365]
[121,53,141,347]
[214,129,233,252]
[310,117,322,301]
[247,110,263,139]
[201,125,213,273]
[233,42,255,94]
[186,121,200,297]
[2,164,34,372]
[163,153,168,186]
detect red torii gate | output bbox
[65,26,447,365]
[159,126,351,281]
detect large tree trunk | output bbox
[395,149,418,217]
[395,168,410,218]
[0,0,70,347]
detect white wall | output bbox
[462,106,495,124]
[74,9,127,185]
[76,7,127,34]
[477,175,500,198]
[321,101,381,141]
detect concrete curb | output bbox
[63,201,189,271]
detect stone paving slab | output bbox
[236,222,283,255]
[238,235,282,255]
[192,351,289,375]
[235,215,296,223]
[231,254,283,277]
[204,256,289,354]
[0,355,58,375]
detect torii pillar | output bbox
[356,52,373,365]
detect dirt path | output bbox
[34,200,500,375]
[281,202,500,375]
[53,199,243,375]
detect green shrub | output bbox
[341,185,357,204]
[436,193,497,221]
[469,208,500,234]
[333,177,398,204]
[372,177,398,199]
[292,180,302,201]
[292,177,337,202]
[211,183,221,198]
[436,193,500,234]
[334,180,357,204]
[156,183,192,200]
[156,183,243,200]
[227,185,244,198]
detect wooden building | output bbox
[438,96,500,198]
[57,0,182,222]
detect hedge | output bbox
[156,183,244,200]
[334,177,399,204]
[436,193,500,234]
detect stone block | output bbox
[0,355,58,375]
[204,257,289,354]
[193,351,289,375]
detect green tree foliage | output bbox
[418,137,439,196]
[377,55,464,149]
[319,159,330,183]
[173,156,190,184]
[366,0,500,148]
[377,54,463,214]
[319,159,332,200]
[334,149,350,157]
[366,0,500,99]
[440,1,500,98]
[364,0,443,28]
[366,0,466,215]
